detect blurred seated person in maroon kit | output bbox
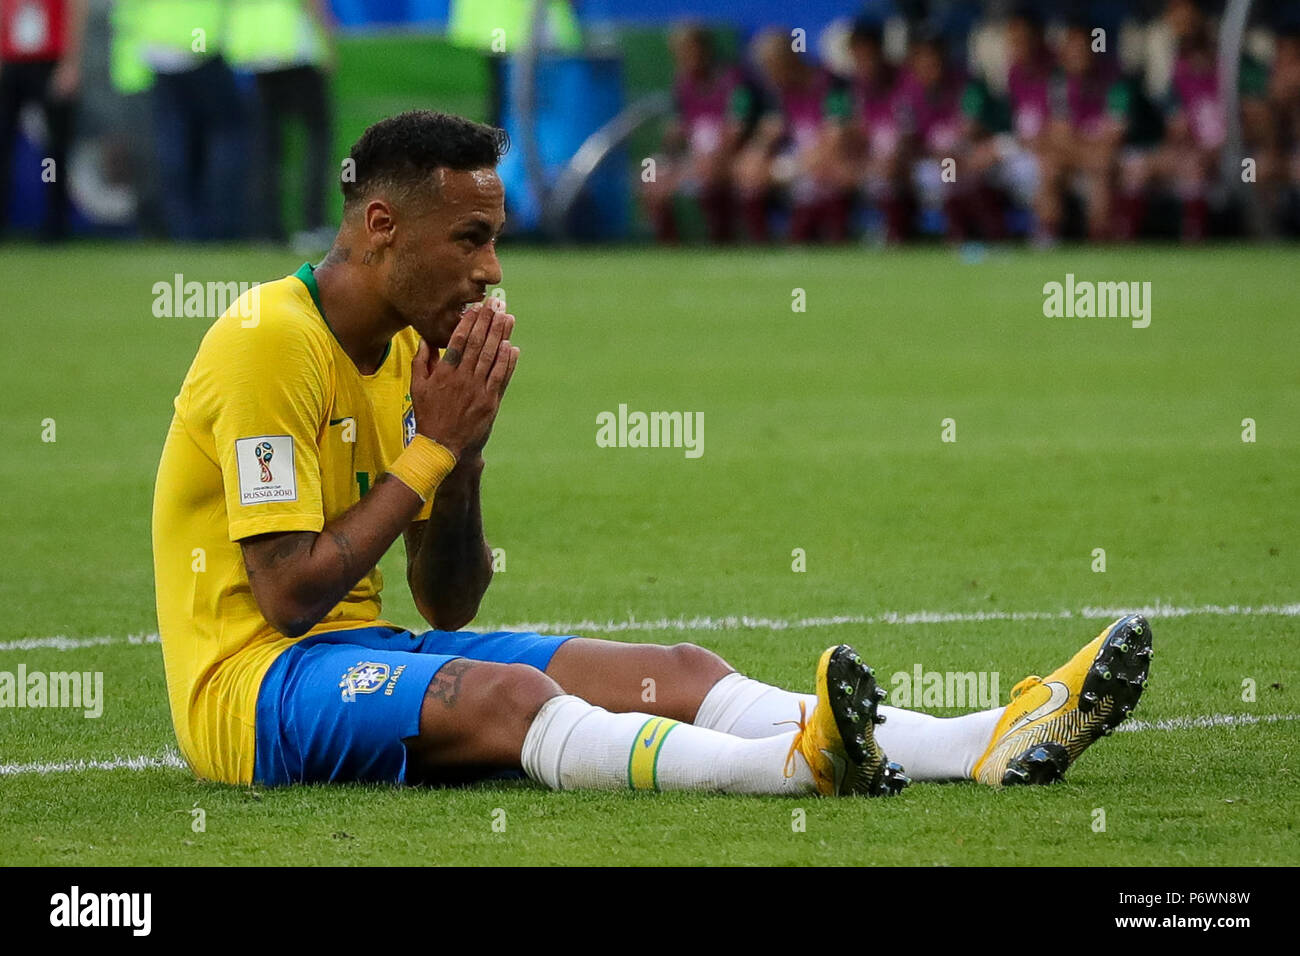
[822,19,910,242]
[895,33,980,241]
[1268,26,1300,231]
[1121,0,1272,241]
[644,24,753,243]
[966,9,1053,239]
[733,28,844,242]
[1035,23,1128,242]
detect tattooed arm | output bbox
[242,299,519,638]
[403,453,493,632]
[241,473,426,638]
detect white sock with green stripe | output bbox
[520,694,816,794]
[694,673,1002,781]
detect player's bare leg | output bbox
[544,637,908,794]
[1032,146,1065,243]
[543,639,733,721]
[542,635,998,783]
[541,635,990,783]
[541,635,986,781]
[404,659,562,783]
[403,645,902,796]
[642,163,684,243]
[1078,139,1119,242]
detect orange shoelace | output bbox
[775,699,810,779]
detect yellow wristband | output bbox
[386,435,457,502]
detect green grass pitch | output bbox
[0,242,1296,866]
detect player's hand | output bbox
[410,297,519,460]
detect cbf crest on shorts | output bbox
[339,661,390,701]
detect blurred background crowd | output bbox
[2,0,1298,246]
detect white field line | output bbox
[1115,712,1300,734]
[0,749,186,776]
[3,602,1296,653]
[1,714,1295,776]
[491,602,1300,636]
[0,633,159,653]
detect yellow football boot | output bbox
[973,614,1153,786]
[785,645,910,797]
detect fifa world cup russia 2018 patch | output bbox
[235,435,298,505]
[402,406,416,447]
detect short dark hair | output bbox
[1008,5,1045,31]
[849,17,884,50]
[910,30,946,58]
[342,110,509,209]
[669,22,715,56]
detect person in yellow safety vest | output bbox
[448,0,581,55]
[132,0,226,71]
[225,0,336,249]
[120,0,250,239]
[108,0,151,96]
[447,0,581,126]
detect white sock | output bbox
[521,694,816,795]
[694,671,812,737]
[694,673,1003,781]
[874,705,1003,781]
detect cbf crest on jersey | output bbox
[402,402,416,447]
[339,661,390,701]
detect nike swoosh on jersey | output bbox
[1012,680,1071,729]
[328,417,352,426]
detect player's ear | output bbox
[363,199,397,248]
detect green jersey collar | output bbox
[294,262,392,371]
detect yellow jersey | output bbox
[151,263,434,784]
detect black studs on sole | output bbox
[876,761,911,796]
[1081,614,1154,736]
[826,644,910,797]
[825,645,881,765]
[1002,743,1070,786]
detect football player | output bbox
[152,111,1151,796]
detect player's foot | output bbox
[786,645,910,797]
[973,614,1153,786]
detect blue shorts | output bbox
[253,625,575,787]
